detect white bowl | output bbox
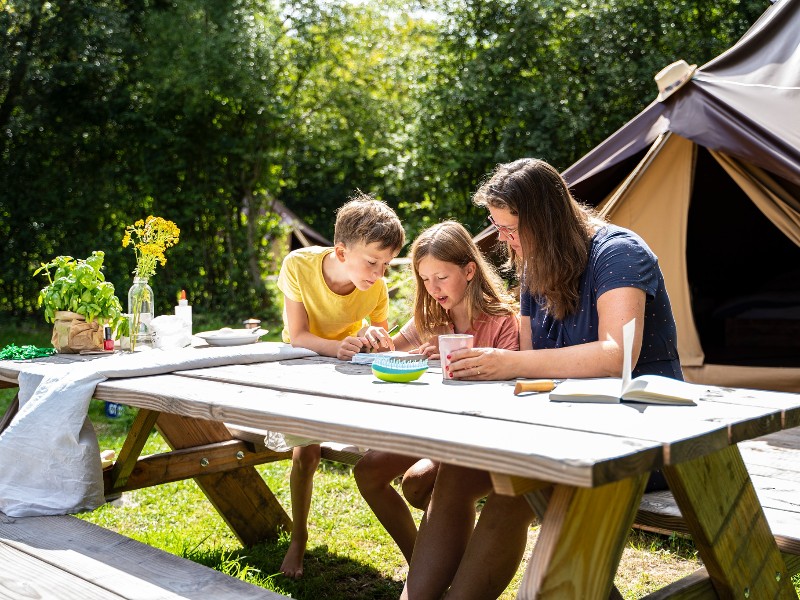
[195,328,268,347]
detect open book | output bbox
[549,320,703,405]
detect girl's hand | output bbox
[414,341,440,360]
[338,336,366,360]
[360,326,395,352]
[448,347,514,381]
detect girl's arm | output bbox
[449,287,646,380]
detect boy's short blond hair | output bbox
[334,192,405,251]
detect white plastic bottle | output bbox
[174,289,192,338]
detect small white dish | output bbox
[195,328,269,347]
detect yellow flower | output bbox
[122,215,180,279]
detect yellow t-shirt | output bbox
[277,246,389,343]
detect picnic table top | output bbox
[4,349,798,488]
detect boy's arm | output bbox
[284,297,364,359]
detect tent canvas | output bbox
[479,0,800,392]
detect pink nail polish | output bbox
[447,354,451,359]
[449,373,453,378]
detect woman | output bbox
[402,158,682,600]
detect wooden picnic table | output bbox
[1,347,799,599]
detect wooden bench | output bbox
[635,427,800,599]
[0,512,290,599]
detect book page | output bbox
[548,377,624,403]
[623,375,702,404]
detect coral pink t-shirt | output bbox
[398,313,519,351]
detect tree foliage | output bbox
[0,0,768,322]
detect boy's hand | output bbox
[338,336,366,360]
[360,326,395,352]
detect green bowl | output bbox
[371,360,428,383]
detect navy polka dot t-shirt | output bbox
[520,225,683,379]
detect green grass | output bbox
[1,319,799,598]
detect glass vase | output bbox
[128,277,154,351]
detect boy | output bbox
[275,192,405,578]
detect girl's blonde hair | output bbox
[410,221,517,341]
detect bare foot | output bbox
[280,537,307,579]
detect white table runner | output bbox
[0,343,315,517]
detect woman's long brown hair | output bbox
[473,158,601,320]
[410,221,517,342]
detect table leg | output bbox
[663,444,796,599]
[107,408,161,493]
[0,392,19,435]
[155,412,292,546]
[517,474,648,600]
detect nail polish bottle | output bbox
[103,325,115,351]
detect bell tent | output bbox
[483,0,800,391]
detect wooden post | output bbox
[518,474,647,599]
[155,413,292,546]
[664,445,796,599]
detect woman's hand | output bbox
[447,347,516,381]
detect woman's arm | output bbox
[449,287,646,380]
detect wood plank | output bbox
[698,386,800,430]
[640,553,800,600]
[96,374,663,488]
[0,391,19,435]
[155,412,292,546]
[0,513,288,599]
[108,408,161,490]
[518,474,648,599]
[0,541,127,600]
[636,495,800,557]
[663,445,796,598]
[635,427,800,558]
[174,360,794,464]
[490,473,552,497]
[225,424,364,465]
[103,440,292,494]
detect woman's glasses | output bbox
[488,215,519,241]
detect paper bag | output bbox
[51,311,103,353]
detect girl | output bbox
[353,220,519,563]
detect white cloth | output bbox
[0,343,315,517]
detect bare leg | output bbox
[402,465,492,600]
[280,443,321,578]
[446,493,534,599]
[402,459,439,510]
[354,450,420,562]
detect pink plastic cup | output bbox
[438,334,474,381]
